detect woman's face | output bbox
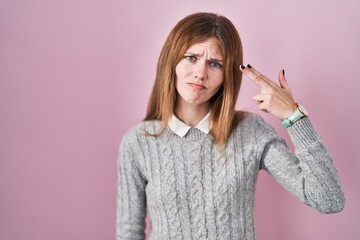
[175,38,224,109]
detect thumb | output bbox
[278,69,290,90]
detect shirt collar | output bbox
[169,112,210,137]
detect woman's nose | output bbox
[194,62,207,81]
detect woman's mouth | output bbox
[188,83,206,90]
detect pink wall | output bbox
[1,0,359,239]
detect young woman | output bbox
[116,12,345,240]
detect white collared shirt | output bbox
[169,112,210,137]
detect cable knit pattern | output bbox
[214,150,230,239]
[187,135,207,239]
[116,114,345,240]
[160,141,182,239]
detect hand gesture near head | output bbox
[240,64,297,120]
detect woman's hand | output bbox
[240,64,297,120]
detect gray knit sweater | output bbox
[116,114,344,240]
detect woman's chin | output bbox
[178,93,209,106]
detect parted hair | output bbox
[145,12,248,147]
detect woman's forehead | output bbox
[185,38,224,57]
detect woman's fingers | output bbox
[240,64,271,92]
[240,64,277,93]
[240,64,297,120]
[253,93,271,112]
[278,69,290,90]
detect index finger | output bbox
[240,64,275,91]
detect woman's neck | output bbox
[175,101,209,127]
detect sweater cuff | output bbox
[287,117,321,149]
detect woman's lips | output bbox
[188,83,206,90]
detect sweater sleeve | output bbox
[255,116,345,213]
[116,128,147,240]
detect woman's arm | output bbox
[240,64,344,213]
[254,115,345,213]
[116,129,147,240]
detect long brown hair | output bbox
[145,12,247,147]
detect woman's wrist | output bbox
[281,103,309,128]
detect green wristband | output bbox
[281,104,308,128]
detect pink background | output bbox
[1,0,359,239]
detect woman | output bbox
[116,12,345,240]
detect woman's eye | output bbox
[185,55,196,62]
[210,61,222,68]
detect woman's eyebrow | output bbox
[185,52,224,62]
[210,58,224,63]
[184,52,199,56]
